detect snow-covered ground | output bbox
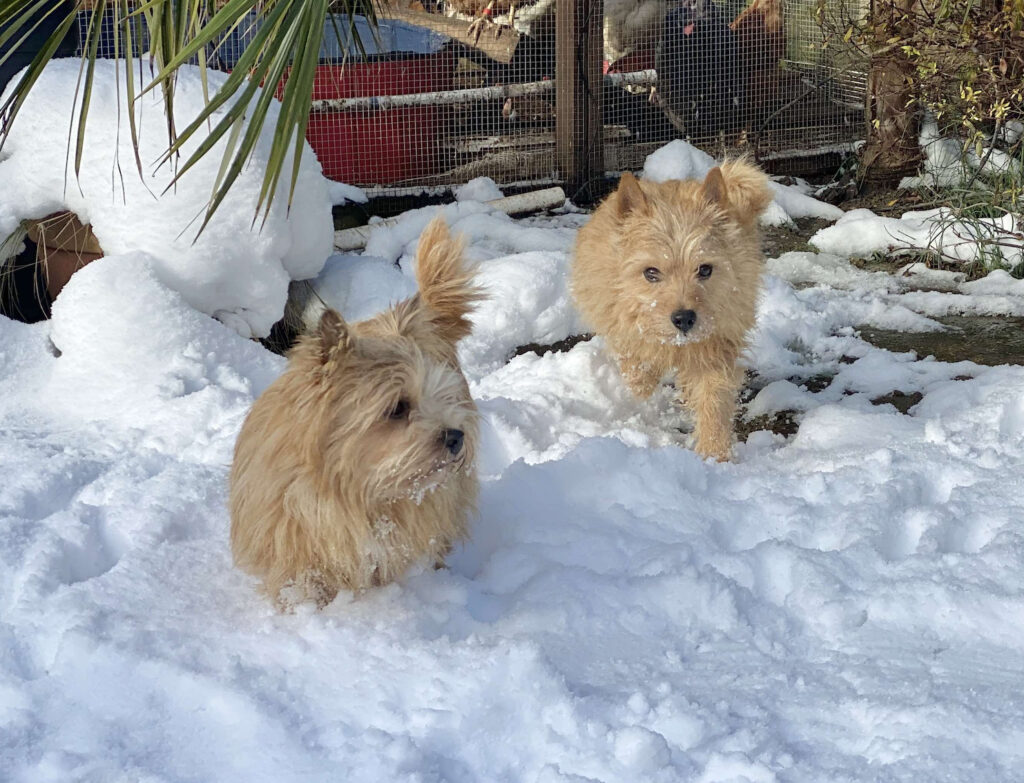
[4,164,1024,778]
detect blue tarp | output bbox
[77,10,447,69]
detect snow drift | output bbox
[0,59,333,338]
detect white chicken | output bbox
[604,0,672,63]
[445,0,670,63]
[443,0,556,37]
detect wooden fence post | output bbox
[556,0,603,200]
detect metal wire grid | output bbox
[74,2,866,196]
[606,0,867,174]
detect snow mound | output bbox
[900,114,1024,189]
[297,252,416,327]
[455,176,504,203]
[0,59,333,338]
[810,207,1024,268]
[328,181,368,206]
[642,139,718,181]
[48,253,283,456]
[305,203,582,379]
[472,339,683,475]
[641,140,844,226]
[460,249,587,378]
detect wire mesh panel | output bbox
[75,7,149,59]
[73,1,867,196]
[273,14,458,189]
[606,0,867,171]
[354,0,567,195]
[305,0,868,193]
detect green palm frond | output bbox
[0,0,380,231]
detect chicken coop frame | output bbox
[311,0,867,197]
[77,0,868,198]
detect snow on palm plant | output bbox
[0,1,379,232]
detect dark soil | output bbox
[736,410,800,442]
[513,333,592,359]
[839,186,928,216]
[761,218,833,257]
[870,390,925,414]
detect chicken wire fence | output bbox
[610,0,868,170]
[76,1,866,198]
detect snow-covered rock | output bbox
[455,176,504,203]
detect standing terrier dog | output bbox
[230,217,482,608]
[571,159,773,461]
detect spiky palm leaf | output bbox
[0,1,379,231]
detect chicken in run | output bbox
[729,0,785,125]
[449,0,675,62]
[444,0,556,43]
[604,0,677,64]
[653,0,743,136]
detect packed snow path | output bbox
[3,204,1024,782]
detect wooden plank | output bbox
[454,125,632,155]
[555,0,604,198]
[380,0,520,63]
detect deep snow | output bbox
[3,140,1024,780]
[0,60,333,339]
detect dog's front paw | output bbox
[694,426,734,462]
[696,442,733,462]
[619,357,662,399]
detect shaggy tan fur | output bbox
[571,160,774,461]
[230,217,482,608]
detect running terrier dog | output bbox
[571,159,773,461]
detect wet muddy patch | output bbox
[860,315,1024,366]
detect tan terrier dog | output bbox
[572,159,773,461]
[230,217,482,608]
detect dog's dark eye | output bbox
[643,267,661,283]
[697,264,713,279]
[389,399,410,420]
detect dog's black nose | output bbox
[671,309,697,333]
[441,428,464,456]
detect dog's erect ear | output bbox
[703,167,728,207]
[616,171,648,216]
[316,308,352,365]
[413,215,483,345]
[702,159,774,224]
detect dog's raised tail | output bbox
[415,216,483,343]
